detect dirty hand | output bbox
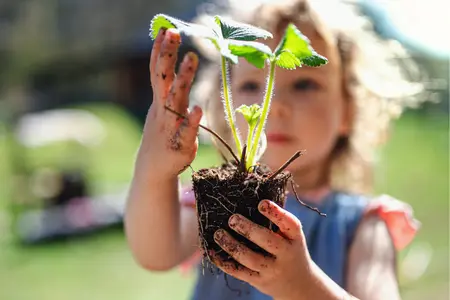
[211,200,321,300]
[138,28,203,179]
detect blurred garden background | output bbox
[0,0,448,299]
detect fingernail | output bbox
[182,53,191,64]
[166,28,180,42]
[229,215,239,227]
[193,105,202,115]
[192,105,200,113]
[214,229,224,241]
[191,106,203,124]
[187,52,198,64]
[258,200,269,212]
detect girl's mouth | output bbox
[266,133,292,143]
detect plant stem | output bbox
[221,56,242,155]
[248,60,276,166]
[239,145,247,173]
[245,124,256,163]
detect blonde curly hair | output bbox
[190,0,427,194]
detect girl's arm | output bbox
[125,28,202,271]
[346,215,401,300]
[126,176,199,271]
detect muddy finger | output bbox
[210,252,260,283]
[214,229,271,272]
[228,214,286,256]
[150,28,167,87]
[258,200,304,241]
[154,28,181,102]
[166,52,199,113]
[177,105,202,146]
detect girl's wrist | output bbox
[307,263,350,300]
[275,262,347,300]
[274,261,319,300]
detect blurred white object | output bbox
[198,115,211,144]
[387,0,449,57]
[400,242,433,283]
[15,109,106,148]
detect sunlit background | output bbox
[0,0,448,299]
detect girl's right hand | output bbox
[137,28,203,180]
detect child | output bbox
[125,0,424,299]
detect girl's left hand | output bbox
[211,199,317,300]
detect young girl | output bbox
[125,0,425,299]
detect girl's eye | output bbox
[238,81,261,93]
[293,79,320,91]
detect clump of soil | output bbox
[192,162,291,266]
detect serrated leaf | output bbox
[228,40,272,68]
[236,104,262,126]
[301,52,328,67]
[150,14,215,40]
[274,23,328,68]
[214,15,273,41]
[275,49,301,69]
[274,23,312,59]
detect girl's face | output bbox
[231,25,350,188]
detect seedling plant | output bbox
[150,13,327,267]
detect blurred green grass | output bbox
[0,105,447,300]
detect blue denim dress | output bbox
[189,191,368,300]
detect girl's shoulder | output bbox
[333,191,420,251]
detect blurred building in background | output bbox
[0,0,208,123]
[0,0,210,244]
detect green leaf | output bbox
[214,15,273,41]
[274,23,311,59]
[150,14,215,40]
[274,23,327,68]
[275,49,301,69]
[228,40,272,68]
[236,104,262,127]
[301,51,328,67]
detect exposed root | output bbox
[192,163,291,265]
[290,179,326,217]
[224,273,242,296]
[198,203,214,274]
[178,164,194,174]
[266,150,305,181]
[206,193,236,214]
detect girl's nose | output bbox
[268,88,292,119]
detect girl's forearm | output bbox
[125,171,184,271]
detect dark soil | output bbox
[191,162,291,268]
